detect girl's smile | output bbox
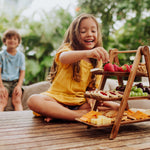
[79,18,98,50]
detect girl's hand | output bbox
[87,47,109,63]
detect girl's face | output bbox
[4,35,19,50]
[79,18,98,50]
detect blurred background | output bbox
[0,0,150,85]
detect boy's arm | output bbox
[0,68,8,98]
[17,70,25,87]
[0,68,4,87]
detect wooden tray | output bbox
[84,93,122,101]
[85,93,150,101]
[90,68,148,77]
[76,117,150,128]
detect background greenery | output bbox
[0,0,150,84]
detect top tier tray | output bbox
[90,68,148,77]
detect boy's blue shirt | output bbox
[0,49,25,81]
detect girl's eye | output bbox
[80,31,86,33]
[92,30,96,33]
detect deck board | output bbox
[0,111,150,149]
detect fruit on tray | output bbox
[119,64,131,72]
[113,64,120,71]
[103,63,132,72]
[135,82,150,94]
[116,83,150,96]
[116,85,126,91]
[130,86,148,97]
[104,63,115,72]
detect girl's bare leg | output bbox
[27,94,90,121]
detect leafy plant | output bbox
[0,8,73,85]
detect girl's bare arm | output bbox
[59,47,109,64]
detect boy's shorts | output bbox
[2,79,22,97]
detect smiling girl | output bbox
[27,13,119,122]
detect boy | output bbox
[0,29,25,111]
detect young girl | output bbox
[27,13,119,122]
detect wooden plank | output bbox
[0,111,150,149]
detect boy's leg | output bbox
[0,82,9,111]
[0,96,8,111]
[12,93,23,111]
[11,80,23,111]
[27,94,90,121]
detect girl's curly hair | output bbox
[48,13,103,89]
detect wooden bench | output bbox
[0,110,150,149]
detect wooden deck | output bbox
[0,110,150,150]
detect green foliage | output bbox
[1,1,150,84]
[77,0,150,65]
[0,8,73,85]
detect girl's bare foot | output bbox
[44,117,53,122]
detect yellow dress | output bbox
[41,45,102,106]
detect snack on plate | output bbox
[125,109,150,120]
[114,91,124,97]
[96,90,109,98]
[85,90,110,99]
[80,111,102,123]
[103,110,128,121]
[79,110,128,126]
[85,90,123,99]
[104,110,118,118]
[137,63,147,74]
[80,110,113,125]
[91,115,112,126]
[108,91,119,98]
[131,111,149,120]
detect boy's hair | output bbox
[2,29,21,44]
[48,13,103,89]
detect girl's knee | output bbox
[27,94,39,108]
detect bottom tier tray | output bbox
[75,117,150,128]
[76,108,150,128]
